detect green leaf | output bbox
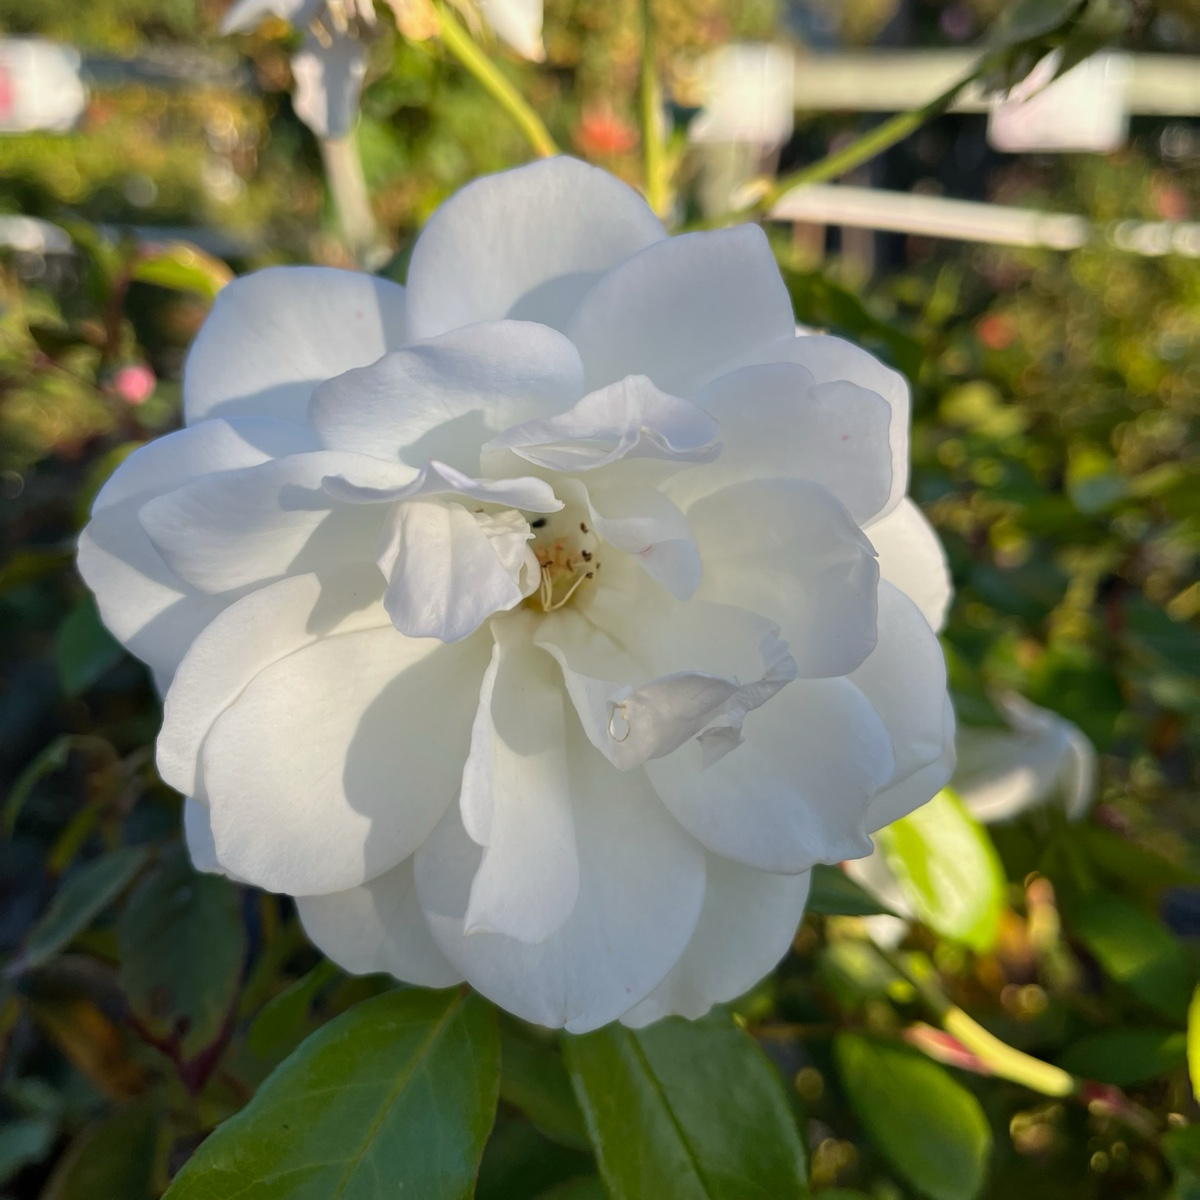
[165,987,499,1200]
[983,0,1085,50]
[1188,986,1200,1101]
[14,846,148,973]
[1064,892,1193,1022]
[1056,1029,1186,1086]
[807,863,897,917]
[499,1019,589,1150]
[41,1099,159,1200]
[53,597,124,696]
[875,789,1005,953]
[117,845,246,1060]
[1164,1126,1200,1176]
[0,1116,56,1184]
[534,1180,606,1200]
[131,242,232,300]
[247,958,339,1062]
[563,1009,807,1200]
[834,1034,991,1200]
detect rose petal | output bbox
[566,224,795,396]
[415,719,705,1032]
[309,320,584,470]
[184,267,407,425]
[622,859,810,1026]
[667,362,893,525]
[157,568,388,797]
[405,157,665,340]
[203,625,490,895]
[375,499,538,642]
[458,620,579,943]
[296,857,463,987]
[643,676,894,874]
[865,498,952,633]
[687,477,880,678]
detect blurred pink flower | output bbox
[111,364,157,406]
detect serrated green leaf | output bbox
[807,863,897,917]
[834,1034,991,1200]
[1065,892,1193,1022]
[1056,1029,1186,1086]
[563,1009,806,1200]
[246,958,339,1063]
[14,846,148,973]
[165,988,499,1200]
[876,789,1005,953]
[117,844,246,1060]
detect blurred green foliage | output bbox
[1,0,1200,1198]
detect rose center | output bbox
[524,508,603,612]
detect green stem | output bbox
[881,948,1077,1098]
[433,2,558,159]
[639,0,668,217]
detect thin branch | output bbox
[433,1,558,159]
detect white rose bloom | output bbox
[78,158,954,1031]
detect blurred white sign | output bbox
[988,51,1130,153]
[0,39,87,133]
[690,43,795,147]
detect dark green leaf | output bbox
[1064,892,1193,1022]
[834,1034,991,1200]
[53,598,124,697]
[499,1020,589,1150]
[41,1099,158,1200]
[477,1119,593,1200]
[1056,1029,1186,1086]
[118,845,246,1060]
[563,1009,806,1200]
[14,846,148,973]
[1164,1126,1200,1176]
[807,863,897,917]
[165,987,499,1200]
[533,1179,606,1200]
[246,958,339,1062]
[876,789,1005,953]
[983,0,1084,50]
[0,1116,56,1184]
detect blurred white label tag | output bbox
[689,43,795,147]
[988,51,1130,153]
[0,39,86,133]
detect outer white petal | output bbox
[296,858,462,987]
[77,419,314,691]
[622,860,810,1027]
[483,375,719,473]
[157,568,388,797]
[405,157,665,340]
[183,796,225,876]
[202,625,490,896]
[183,267,407,425]
[866,498,952,633]
[687,477,880,678]
[955,693,1095,824]
[309,321,584,470]
[643,677,893,874]
[137,451,408,594]
[566,224,796,396]
[479,0,544,60]
[668,363,893,525]
[729,333,911,521]
[415,720,706,1032]
[220,0,322,34]
[852,584,955,831]
[375,500,537,642]
[291,30,365,139]
[457,621,578,943]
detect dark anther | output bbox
[531,517,547,529]
[580,522,589,533]
[581,550,592,561]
